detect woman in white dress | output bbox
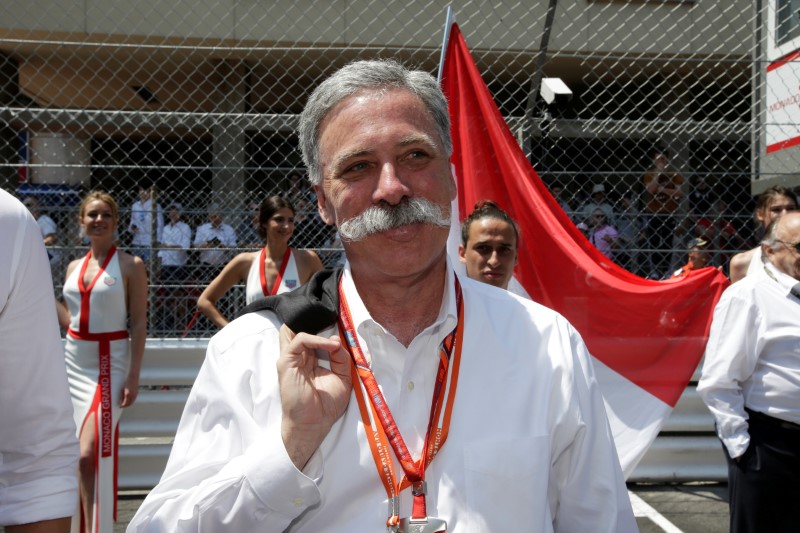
[56,191,147,533]
[197,195,324,328]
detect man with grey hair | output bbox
[699,211,800,533]
[129,59,635,532]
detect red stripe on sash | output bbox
[260,246,292,296]
[69,329,127,458]
[77,246,117,335]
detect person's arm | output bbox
[665,173,684,198]
[6,517,70,533]
[127,320,350,532]
[121,254,148,408]
[550,321,637,532]
[156,205,164,243]
[643,171,659,194]
[179,223,192,251]
[697,287,760,460]
[129,201,139,234]
[297,249,325,284]
[225,225,238,248]
[54,260,79,330]
[193,225,209,248]
[602,226,619,246]
[728,249,753,282]
[38,216,58,246]
[196,253,251,328]
[277,325,352,470]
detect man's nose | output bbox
[373,162,411,205]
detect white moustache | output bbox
[338,198,450,242]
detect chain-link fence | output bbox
[1,1,796,337]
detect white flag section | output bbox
[594,359,673,478]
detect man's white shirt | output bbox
[193,223,237,265]
[129,198,164,246]
[0,189,78,526]
[698,259,800,458]
[158,221,192,266]
[36,213,60,264]
[128,261,635,532]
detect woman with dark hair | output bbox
[458,199,519,290]
[56,191,148,533]
[197,195,324,328]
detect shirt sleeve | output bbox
[127,319,323,532]
[38,216,57,237]
[129,200,141,232]
[156,205,165,242]
[193,225,206,246]
[0,198,78,526]
[697,287,761,458]
[225,225,237,246]
[549,321,637,533]
[179,223,192,249]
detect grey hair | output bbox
[761,218,783,248]
[298,59,452,186]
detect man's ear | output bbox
[458,243,466,263]
[315,184,335,225]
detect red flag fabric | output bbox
[441,24,730,476]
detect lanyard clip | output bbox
[411,480,427,496]
[386,497,401,532]
[398,516,448,532]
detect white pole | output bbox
[437,5,455,84]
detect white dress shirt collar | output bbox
[340,258,459,356]
[763,258,800,298]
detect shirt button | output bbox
[293,498,305,506]
[407,381,415,391]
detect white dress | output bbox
[63,247,129,533]
[245,247,300,304]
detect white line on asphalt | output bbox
[629,491,684,533]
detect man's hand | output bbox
[277,325,353,470]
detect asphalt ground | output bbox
[107,482,731,532]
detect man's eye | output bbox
[405,150,431,162]
[345,162,370,173]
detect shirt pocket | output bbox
[463,436,551,533]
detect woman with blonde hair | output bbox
[56,191,147,533]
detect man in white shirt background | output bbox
[157,202,193,333]
[128,59,635,532]
[192,204,237,281]
[22,195,60,270]
[128,181,164,262]
[698,211,800,533]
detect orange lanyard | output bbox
[338,276,464,530]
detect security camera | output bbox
[540,78,572,106]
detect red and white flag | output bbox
[441,23,730,477]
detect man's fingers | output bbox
[278,324,346,370]
[327,336,353,380]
